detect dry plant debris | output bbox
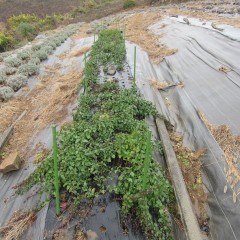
[58,46,91,60]
[169,131,208,225]
[0,210,36,240]
[149,79,182,90]
[0,63,83,159]
[166,8,240,28]
[218,65,231,73]
[113,12,177,63]
[199,112,240,203]
[75,229,87,240]
[71,23,92,40]
[150,79,169,90]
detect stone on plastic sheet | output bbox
[0,152,22,174]
[107,64,116,76]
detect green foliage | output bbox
[0,70,7,84]
[18,29,173,239]
[0,52,10,62]
[0,86,14,101]
[5,74,28,91]
[123,0,136,9]
[18,63,39,76]
[16,22,36,38]
[32,50,48,61]
[28,57,41,65]
[40,45,54,54]
[31,44,41,51]
[38,16,57,31]
[5,67,17,75]
[4,56,22,67]
[0,32,12,51]
[17,49,32,60]
[8,14,39,30]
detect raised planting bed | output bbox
[16,30,176,239]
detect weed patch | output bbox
[18,29,174,239]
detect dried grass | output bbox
[169,131,208,224]
[58,46,91,59]
[166,8,240,28]
[75,230,87,240]
[71,23,92,40]
[218,65,231,73]
[0,63,83,159]
[149,79,169,90]
[112,12,177,63]
[199,112,240,203]
[0,210,36,240]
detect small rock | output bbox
[86,230,98,240]
[86,29,93,34]
[211,22,223,31]
[107,65,116,75]
[35,34,46,40]
[183,18,190,24]
[0,152,22,174]
[170,15,178,18]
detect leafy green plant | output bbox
[0,52,10,62]
[0,32,12,51]
[4,56,22,67]
[5,67,17,75]
[18,29,173,239]
[18,63,39,76]
[7,14,39,30]
[123,0,136,9]
[16,22,36,38]
[0,86,14,101]
[28,57,41,65]
[17,49,32,60]
[0,70,7,84]
[32,50,48,61]
[5,74,28,91]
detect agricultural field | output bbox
[0,0,240,240]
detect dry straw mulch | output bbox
[0,210,36,240]
[112,11,177,63]
[169,131,208,225]
[0,63,83,160]
[199,112,240,203]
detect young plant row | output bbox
[18,29,174,239]
[0,23,80,101]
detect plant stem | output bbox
[133,46,137,86]
[143,131,151,190]
[52,125,60,216]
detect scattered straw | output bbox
[219,65,231,73]
[166,8,240,28]
[1,63,83,159]
[0,210,36,240]
[169,131,208,224]
[112,12,177,63]
[150,79,183,90]
[58,46,91,60]
[199,112,240,203]
[71,23,92,40]
[150,79,169,90]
